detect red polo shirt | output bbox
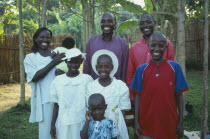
[127,38,175,99]
[131,60,189,139]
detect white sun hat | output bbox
[62,48,86,61]
[91,49,118,77]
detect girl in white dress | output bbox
[86,49,131,139]
[50,48,93,139]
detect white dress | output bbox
[50,73,93,139]
[86,78,131,139]
[24,52,56,139]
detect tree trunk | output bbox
[160,16,165,33]
[42,0,48,27]
[38,0,41,28]
[176,0,188,115]
[176,0,186,75]
[18,0,25,106]
[81,0,95,52]
[201,0,209,138]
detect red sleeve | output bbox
[126,47,136,100]
[165,40,175,61]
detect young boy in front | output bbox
[80,93,118,139]
[131,32,189,139]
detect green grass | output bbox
[0,71,209,139]
[0,101,38,139]
[184,70,210,131]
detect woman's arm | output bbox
[32,53,65,82]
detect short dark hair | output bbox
[140,13,156,23]
[62,37,75,49]
[102,12,116,22]
[97,54,113,65]
[88,93,105,106]
[149,32,167,43]
[32,27,52,53]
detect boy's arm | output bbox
[80,111,91,139]
[51,103,59,139]
[134,95,141,138]
[176,93,184,138]
[80,120,91,139]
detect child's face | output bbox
[65,55,83,73]
[148,36,167,63]
[88,101,107,121]
[96,57,113,79]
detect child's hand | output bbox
[50,126,57,139]
[134,122,142,139]
[86,111,91,121]
[176,122,183,138]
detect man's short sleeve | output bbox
[130,63,148,94]
[168,61,189,95]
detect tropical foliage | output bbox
[0,0,205,39]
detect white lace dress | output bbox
[50,73,93,139]
[86,78,131,139]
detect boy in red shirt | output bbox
[127,13,174,100]
[131,32,189,139]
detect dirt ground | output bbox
[0,83,31,113]
[0,67,85,114]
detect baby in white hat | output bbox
[50,48,93,139]
[51,37,76,75]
